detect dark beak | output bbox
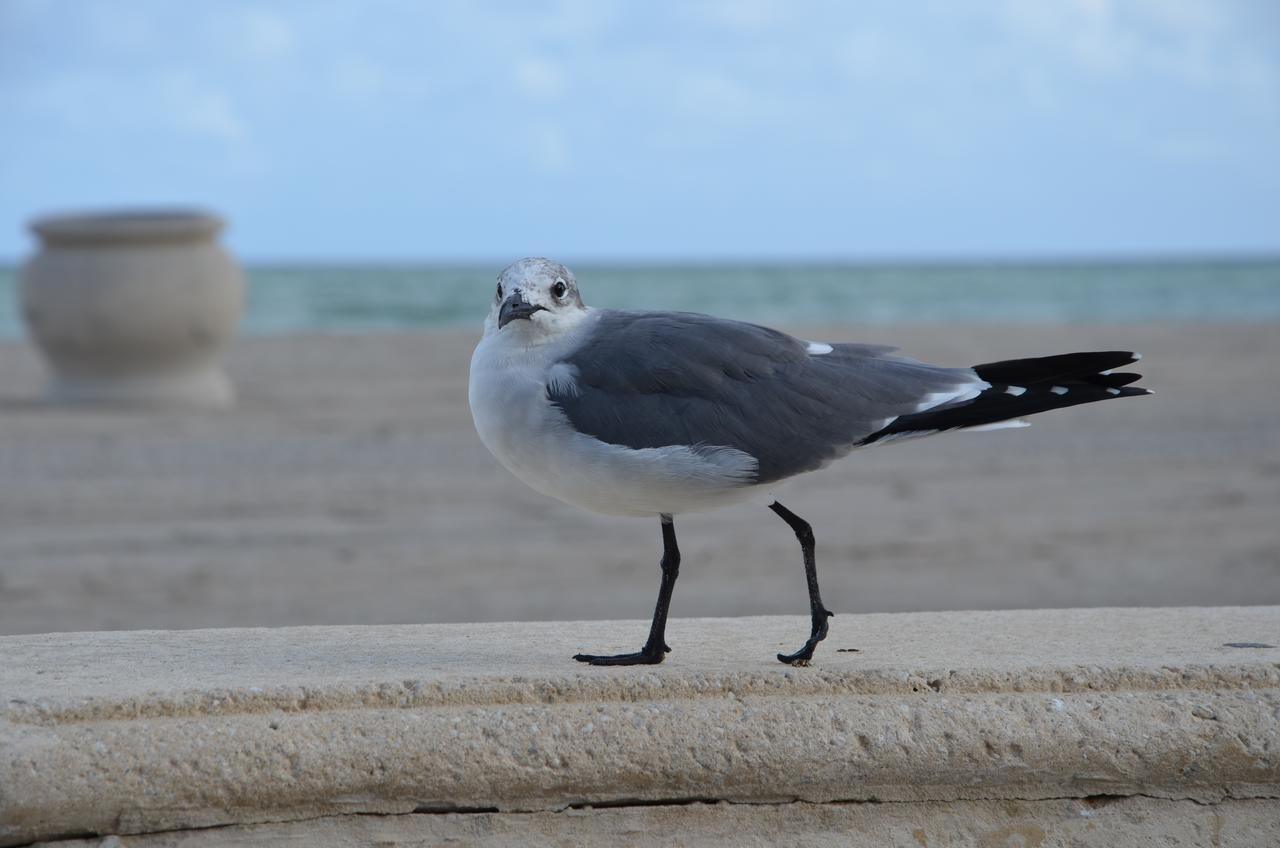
[498,291,547,329]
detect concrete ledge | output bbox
[26,798,1280,848]
[3,608,1278,846]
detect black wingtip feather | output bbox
[1092,371,1143,388]
[862,349,1150,446]
[974,351,1140,386]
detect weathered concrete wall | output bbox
[3,608,1278,846]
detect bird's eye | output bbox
[496,283,503,299]
[552,280,567,299]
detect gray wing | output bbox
[549,311,979,484]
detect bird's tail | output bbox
[862,350,1150,444]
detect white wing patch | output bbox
[965,419,1031,432]
[805,341,833,355]
[962,422,1034,435]
[1004,385,1027,396]
[872,416,899,432]
[547,362,581,397]
[913,380,989,413]
[1050,385,1069,396]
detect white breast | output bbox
[468,331,760,517]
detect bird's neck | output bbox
[480,307,596,358]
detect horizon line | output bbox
[3,250,1279,269]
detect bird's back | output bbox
[548,309,982,484]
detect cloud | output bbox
[514,57,566,101]
[835,27,924,84]
[537,0,621,40]
[523,122,570,174]
[695,0,787,31]
[84,3,156,51]
[162,77,249,144]
[675,71,779,125]
[996,0,1277,93]
[5,67,250,149]
[241,9,297,60]
[333,55,389,99]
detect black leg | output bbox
[574,514,680,666]
[769,500,833,666]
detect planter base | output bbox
[44,364,235,409]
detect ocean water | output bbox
[1,259,1277,339]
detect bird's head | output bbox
[485,258,587,340]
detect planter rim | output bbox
[29,209,225,245]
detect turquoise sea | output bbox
[1,259,1278,339]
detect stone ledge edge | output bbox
[7,662,1279,727]
[4,686,1278,846]
[19,795,1280,848]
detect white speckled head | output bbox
[485,258,588,340]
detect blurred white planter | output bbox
[19,210,243,409]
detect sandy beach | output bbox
[1,321,1277,636]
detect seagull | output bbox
[469,258,1150,667]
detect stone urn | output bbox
[19,209,244,408]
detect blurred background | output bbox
[1,1,1278,637]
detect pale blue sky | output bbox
[2,0,1277,261]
